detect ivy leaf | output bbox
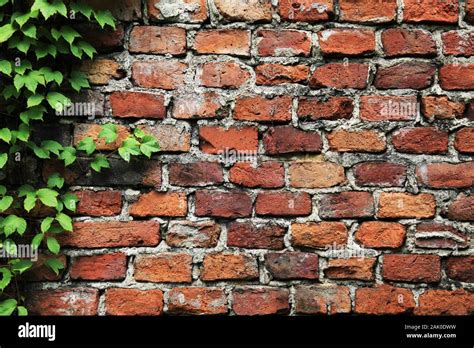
[47,237,60,254]
[69,71,89,92]
[2,215,27,236]
[60,25,81,45]
[16,124,30,142]
[0,153,8,169]
[98,124,118,144]
[118,138,140,162]
[0,268,11,291]
[19,106,46,124]
[0,24,15,43]
[41,217,54,233]
[31,233,44,249]
[33,0,68,19]
[70,1,93,19]
[140,135,161,158]
[35,43,57,59]
[56,212,73,231]
[22,24,37,39]
[47,173,64,189]
[0,60,12,76]
[77,41,96,59]
[36,188,59,207]
[18,185,35,197]
[11,260,33,275]
[0,196,13,212]
[91,155,110,172]
[41,140,63,156]
[0,299,16,316]
[94,10,116,29]
[46,92,70,110]
[39,67,63,85]
[0,185,6,195]
[0,128,12,143]
[24,192,37,212]
[27,94,44,108]
[44,258,65,276]
[59,146,76,166]
[62,193,79,212]
[17,306,28,316]
[76,137,96,155]
[29,143,50,159]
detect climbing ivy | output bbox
[0,0,160,315]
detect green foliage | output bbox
[0,0,159,315]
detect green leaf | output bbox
[0,24,15,43]
[33,0,68,19]
[62,192,79,212]
[16,124,30,142]
[0,128,11,143]
[0,185,6,195]
[39,67,63,84]
[2,215,27,236]
[0,153,8,169]
[41,140,63,156]
[60,25,81,45]
[0,299,16,316]
[31,233,44,249]
[36,188,59,207]
[0,196,13,212]
[77,40,96,59]
[41,217,54,233]
[24,192,37,212]
[56,212,73,232]
[19,106,46,124]
[23,24,37,39]
[91,155,110,172]
[118,138,140,162]
[70,1,93,19]
[69,71,89,92]
[17,306,28,316]
[47,173,65,189]
[77,137,96,155]
[27,94,44,108]
[94,10,116,29]
[30,143,50,159]
[44,258,65,276]
[98,124,118,144]
[46,92,71,110]
[0,268,11,291]
[0,60,12,76]
[11,260,33,275]
[47,236,60,254]
[140,135,161,158]
[59,146,76,166]
[35,43,57,59]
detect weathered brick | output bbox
[319,192,375,219]
[403,0,458,23]
[263,126,322,154]
[310,63,369,89]
[85,0,142,21]
[26,288,99,315]
[383,254,441,283]
[195,190,252,218]
[339,0,397,23]
[291,222,348,249]
[415,223,469,250]
[265,252,318,280]
[79,24,125,52]
[378,193,436,218]
[201,253,259,281]
[467,0,474,23]
[279,0,334,22]
[129,26,186,55]
[439,63,474,90]
[214,0,272,22]
[447,194,474,221]
[233,287,289,315]
[392,127,449,154]
[139,124,191,152]
[446,256,474,283]
[199,126,258,154]
[289,161,346,188]
[295,285,351,314]
[23,255,67,282]
[421,95,466,120]
[148,0,208,23]
[328,129,386,153]
[353,162,407,187]
[194,29,251,56]
[382,28,436,57]
[455,128,474,153]
[324,258,376,281]
[256,64,309,85]
[198,61,251,88]
[257,29,311,57]
[415,289,474,315]
[173,93,227,119]
[70,253,127,281]
[318,29,375,56]
[229,162,285,188]
[256,191,312,216]
[168,287,228,315]
[167,221,221,248]
[298,96,353,120]
[234,95,292,122]
[105,289,163,316]
[129,191,188,217]
[132,60,187,90]
[110,91,166,119]
[442,31,474,56]
[169,161,223,187]
[375,62,436,89]
[355,222,406,249]
[73,123,129,151]
[227,221,285,250]
[355,286,415,314]
[80,59,125,85]
[359,95,418,121]
[134,253,192,283]
[75,190,122,216]
[416,162,474,188]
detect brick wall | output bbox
[27,0,473,316]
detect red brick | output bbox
[291,222,348,249]
[455,128,474,153]
[147,0,208,23]
[467,0,474,23]
[79,24,125,52]
[256,191,312,216]
[129,191,187,217]
[110,91,166,119]
[446,256,474,283]
[227,221,285,250]
[233,288,290,315]
[214,0,272,22]
[167,221,221,248]
[318,29,375,56]
[199,126,258,154]
[169,161,223,186]
[139,124,191,152]
[442,31,474,56]
[234,95,292,122]
[359,95,418,121]
[295,285,351,314]
[62,221,160,248]
[298,96,353,120]
[105,289,163,315]
[279,0,334,22]
[447,194,474,221]
[173,93,227,119]
[195,190,252,218]
[382,28,436,57]
[383,254,441,283]
[392,127,449,154]
[378,193,436,219]
[80,59,124,85]
[289,161,346,188]
[201,253,259,281]
[355,222,406,248]
[310,63,369,89]
[324,258,376,281]
[403,0,459,23]
[70,253,127,281]
[134,253,192,283]
[415,289,474,315]
[416,162,474,188]
[375,62,435,89]
[263,126,322,154]
[415,223,469,250]
[26,288,99,315]
[198,61,251,88]
[75,190,122,216]
[319,192,375,219]
[355,285,415,314]
[229,162,285,188]
[257,29,311,57]
[328,130,386,152]
[194,29,250,56]
[353,162,407,187]
[168,287,228,315]
[265,252,318,280]
[339,0,397,23]
[132,60,187,89]
[85,0,141,21]
[467,101,474,121]
[421,95,466,120]
[256,64,309,85]
[129,26,186,55]
[23,255,67,282]
[74,123,129,151]
[439,63,474,90]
